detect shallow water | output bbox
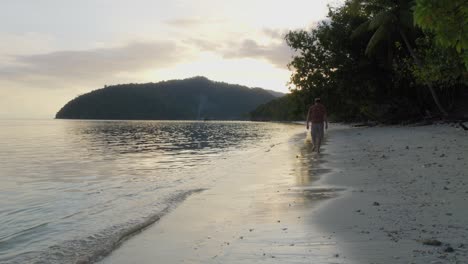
[0,120,296,263]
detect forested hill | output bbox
[55,77,283,120]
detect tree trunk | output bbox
[399,29,449,117]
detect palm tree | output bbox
[350,0,448,116]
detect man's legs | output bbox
[311,129,316,151]
[312,123,324,153]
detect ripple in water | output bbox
[0,120,294,263]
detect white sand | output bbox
[99,124,468,264]
[315,124,468,264]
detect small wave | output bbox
[0,222,49,245]
[1,189,204,264]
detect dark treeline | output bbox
[56,77,280,120]
[250,0,467,123]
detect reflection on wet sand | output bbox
[289,134,344,203]
[100,128,345,264]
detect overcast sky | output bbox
[0,0,342,119]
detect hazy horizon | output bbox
[0,0,342,119]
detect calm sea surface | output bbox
[0,120,297,263]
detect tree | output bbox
[284,4,417,122]
[412,36,467,86]
[351,0,449,116]
[413,0,468,68]
[256,0,465,122]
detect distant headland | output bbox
[55,77,284,120]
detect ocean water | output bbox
[0,120,297,264]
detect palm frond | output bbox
[365,25,390,55]
[369,11,395,30]
[351,21,371,39]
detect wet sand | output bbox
[99,124,468,264]
[99,125,344,264]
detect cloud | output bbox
[262,28,286,40]
[164,17,225,28]
[188,35,295,69]
[222,39,294,69]
[0,41,189,88]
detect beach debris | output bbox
[373,202,380,206]
[459,121,468,130]
[239,236,244,239]
[443,186,449,190]
[282,228,288,231]
[444,246,454,253]
[422,239,442,246]
[249,228,254,232]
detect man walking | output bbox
[306,98,328,153]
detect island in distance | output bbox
[56,76,284,120]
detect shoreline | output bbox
[98,124,468,264]
[99,125,345,263]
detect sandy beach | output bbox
[316,124,468,264]
[99,123,467,264]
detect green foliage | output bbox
[252,0,467,122]
[250,93,303,121]
[56,77,278,120]
[414,0,468,63]
[283,3,425,122]
[350,0,415,55]
[412,36,467,86]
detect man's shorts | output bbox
[311,123,324,142]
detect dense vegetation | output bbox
[56,77,281,120]
[250,0,467,122]
[250,94,302,121]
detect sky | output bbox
[0,0,342,119]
